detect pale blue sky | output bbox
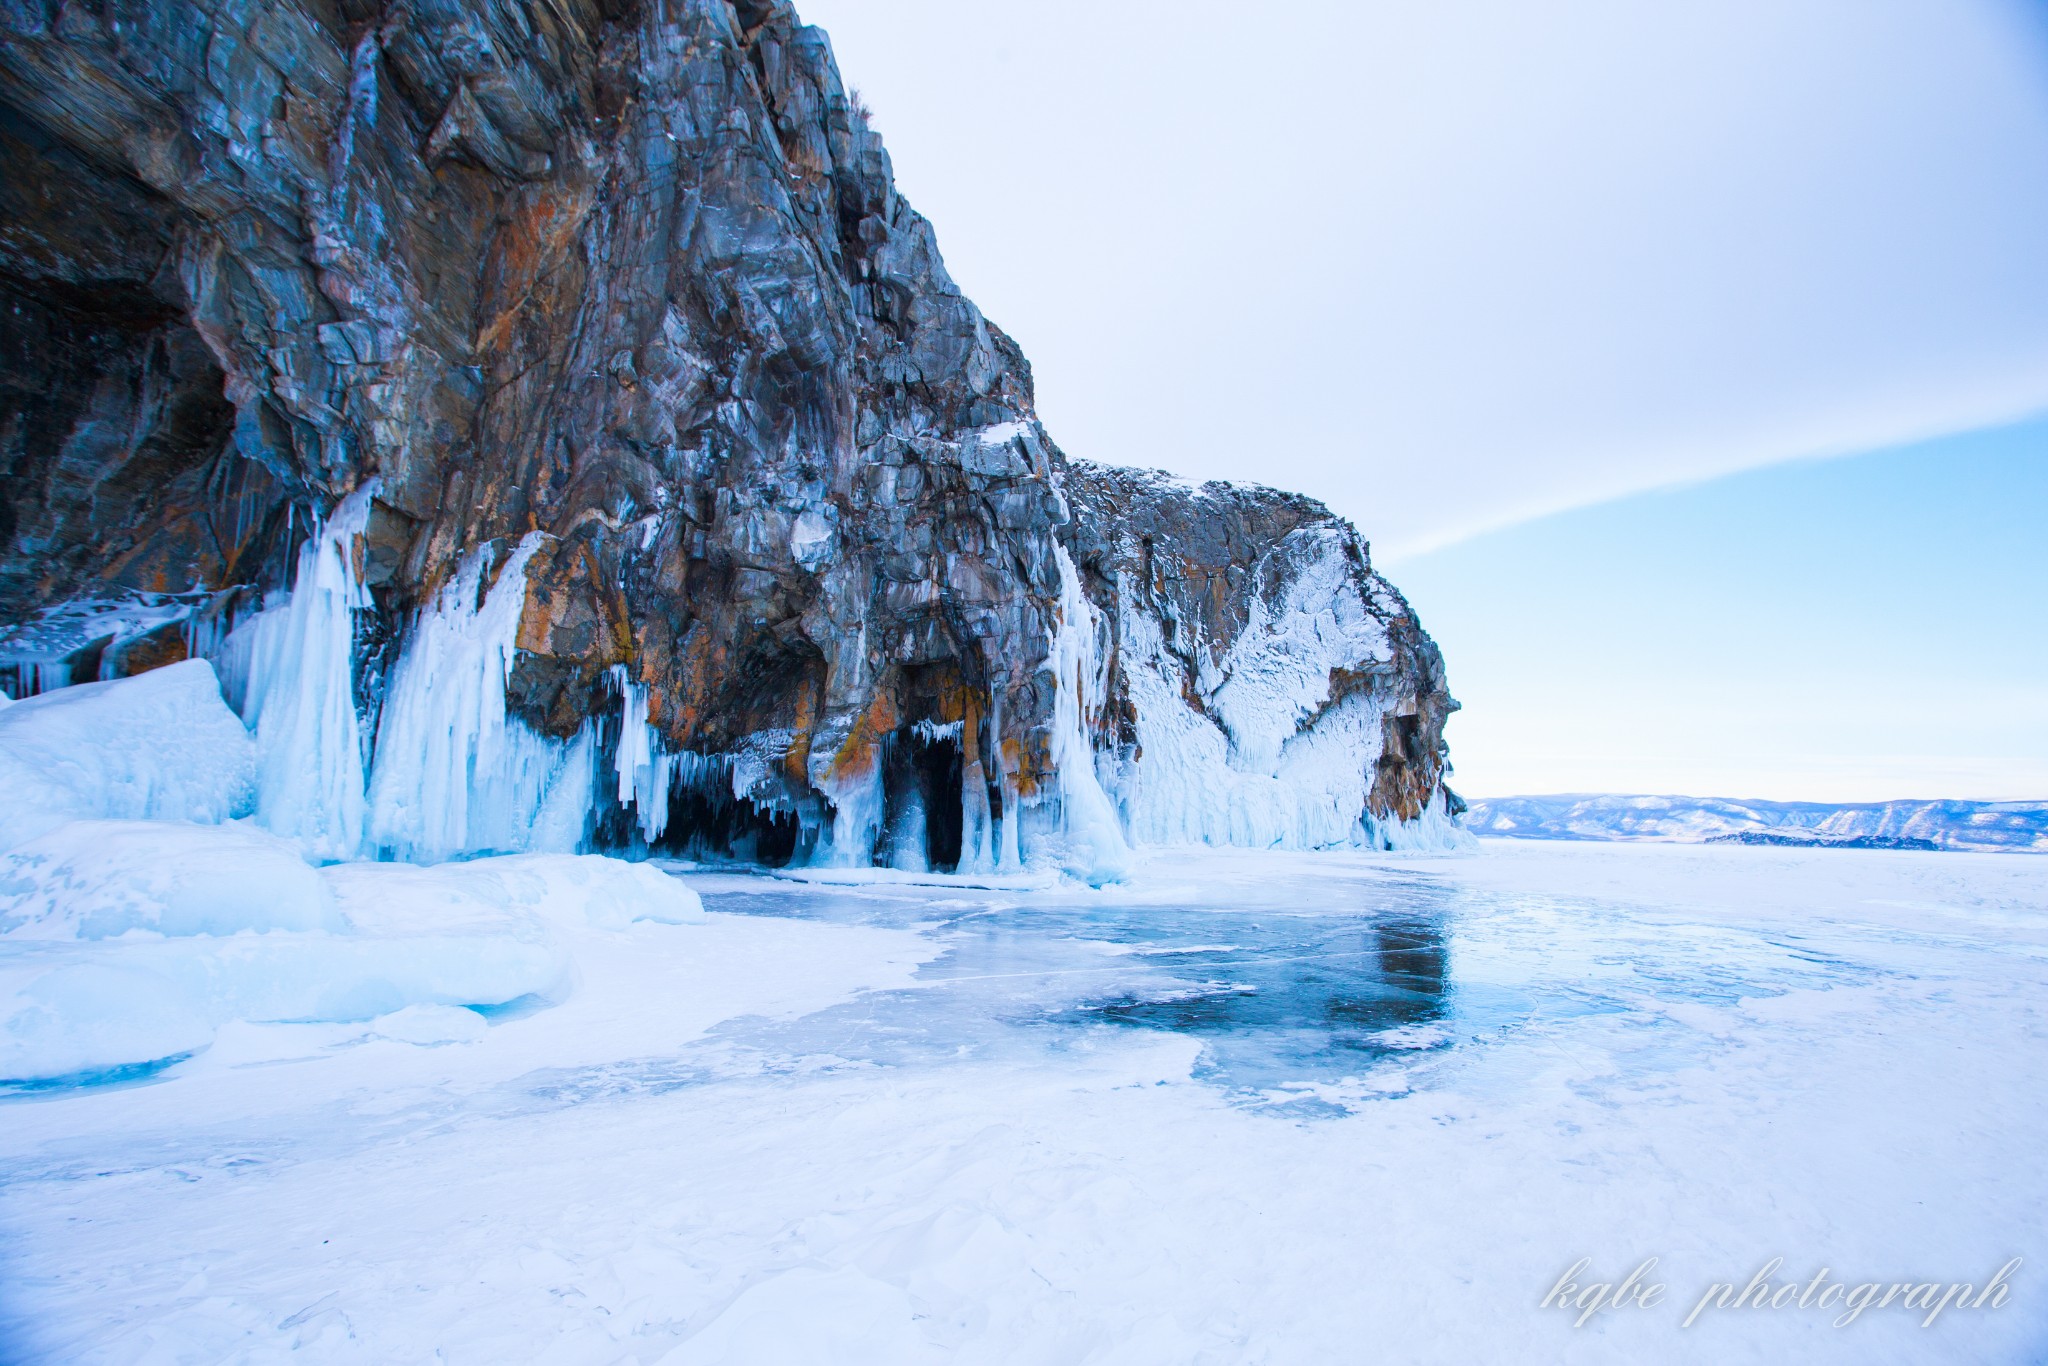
[798,0,2048,798]
[1394,421,2048,801]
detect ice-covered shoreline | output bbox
[0,648,1461,1087]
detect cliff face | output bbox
[1065,465,1461,852]
[0,0,1461,871]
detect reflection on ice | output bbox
[1084,914,1452,1093]
[610,850,1870,1113]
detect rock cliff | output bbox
[0,0,1462,872]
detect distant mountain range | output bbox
[1461,795,2048,853]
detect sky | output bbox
[796,0,2048,800]
[1393,421,2048,801]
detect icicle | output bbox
[28,661,72,696]
[1045,544,1132,884]
[607,664,675,842]
[887,776,928,873]
[817,759,885,868]
[987,687,1023,873]
[364,533,594,861]
[218,481,379,861]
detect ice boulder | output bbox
[323,854,706,936]
[0,660,257,851]
[0,820,338,940]
[0,844,703,1086]
[0,961,215,1086]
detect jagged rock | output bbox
[0,0,1461,868]
[1066,464,1461,848]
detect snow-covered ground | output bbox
[3,839,2045,1364]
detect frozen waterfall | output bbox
[364,537,595,861]
[213,483,379,861]
[1044,545,1134,885]
[209,506,593,863]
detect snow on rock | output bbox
[0,659,256,852]
[0,591,210,699]
[1205,525,1394,775]
[1106,582,1391,850]
[1065,466,1470,854]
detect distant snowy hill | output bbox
[1462,795,2048,853]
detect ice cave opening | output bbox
[587,726,820,869]
[877,723,966,874]
[648,778,811,868]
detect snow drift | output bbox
[0,822,702,1086]
[0,660,256,853]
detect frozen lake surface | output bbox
[3,839,2045,1363]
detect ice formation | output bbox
[365,537,595,862]
[1044,545,1134,884]
[1,476,1460,907]
[819,759,887,870]
[213,483,379,860]
[0,660,257,852]
[1364,787,1471,851]
[602,668,800,854]
[609,665,678,843]
[885,780,930,874]
[0,828,704,1085]
[202,507,596,864]
[1,494,1459,886]
[0,592,210,699]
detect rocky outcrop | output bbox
[0,0,1461,871]
[1066,465,1461,851]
